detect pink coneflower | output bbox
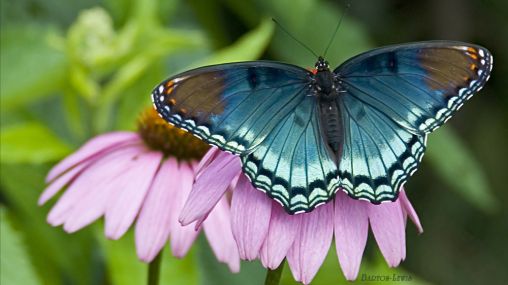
[39,109,240,272]
[180,147,423,284]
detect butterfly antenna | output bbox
[272,18,319,58]
[323,4,350,58]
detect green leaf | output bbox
[191,18,275,67]
[0,164,99,285]
[0,208,42,285]
[228,0,372,66]
[196,235,264,285]
[426,127,497,212]
[0,122,71,164]
[0,25,67,111]
[100,229,199,285]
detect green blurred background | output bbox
[1,0,507,284]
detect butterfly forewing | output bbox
[152,62,311,154]
[336,41,493,135]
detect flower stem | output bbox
[264,260,285,285]
[147,251,163,285]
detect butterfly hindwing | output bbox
[336,41,492,135]
[337,95,426,202]
[241,96,340,213]
[152,62,311,154]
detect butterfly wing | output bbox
[152,62,339,213]
[337,94,426,202]
[336,41,493,134]
[334,41,492,202]
[152,62,312,154]
[241,96,340,214]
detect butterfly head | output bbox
[315,56,330,71]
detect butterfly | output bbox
[151,41,493,214]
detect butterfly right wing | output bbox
[152,62,312,154]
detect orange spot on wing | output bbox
[164,80,176,94]
[467,47,476,53]
[470,64,477,70]
[469,53,478,60]
[165,86,174,95]
[165,80,175,88]
[168,99,176,106]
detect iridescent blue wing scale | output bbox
[152,62,339,213]
[334,41,493,203]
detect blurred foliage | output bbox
[1,0,507,284]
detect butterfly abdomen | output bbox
[318,100,343,161]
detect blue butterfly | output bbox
[152,41,493,214]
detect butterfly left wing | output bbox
[334,41,492,203]
[152,62,341,214]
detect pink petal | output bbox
[104,151,163,239]
[333,191,369,281]
[47,146,143,227]
[399,190,423,234]
[134,158,179,262]
[260,201,301,269]
[170,162,201,258]
[46,132,140,182]
[203,197,241,272]
[179,152,241,226]
[195,147,221,179]
[287,203,334,285]
[39,161,89,205]
[368,200,406,267]
[231,175,272,261]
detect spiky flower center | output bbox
[137,108,209,160]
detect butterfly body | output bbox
[152,41,493,214]
[312,57,345,158]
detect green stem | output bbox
[264,259,285,285]
[147,251,163,285]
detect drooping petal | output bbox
[287,203,334,285]
[260,201,301,270]
[368,200,406,267]
[47,146,143,227]
[179,152,241,226]
[46,132,140,182]
[231,175,272,261]
[170,162,201,258]
[105,151,163,239]
[195,147,221,179]
[203,197,241,272]
[399,190,423,234]
[39,161,90,205]
[334,191,369,281]
[134,158,179,262]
